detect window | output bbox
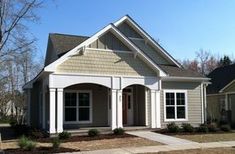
[64,91,92,123]
[164,90,187,121]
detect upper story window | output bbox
[164,90,187,121]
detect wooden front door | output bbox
[122,93,128,125]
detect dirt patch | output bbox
[1,134,161,152]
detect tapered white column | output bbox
[156,91,161,128]
[117,90,123,128]
[150,90,156,128]
[49,88,56,134]
[111,89,117,130]
[57,88,64,133]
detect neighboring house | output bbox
[23,15,209,134]
[207,64,235,125]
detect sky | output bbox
[30,0,235,61]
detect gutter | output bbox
[161,76,211,82]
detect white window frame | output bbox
[164,90,188,122]
[64,90,92,124]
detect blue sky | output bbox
[31,0,235,60]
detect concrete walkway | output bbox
[71,141,235,154]
[126,130,197,145]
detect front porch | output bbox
[38,74,161,134]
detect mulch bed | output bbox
[37,133,135,143]
[4,147,80,154]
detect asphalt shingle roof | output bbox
[159,65,204,78]
[207,64,235,94]
[49,33,89,56]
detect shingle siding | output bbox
[56,49,156,76]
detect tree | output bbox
[0,0,45,123]
[218,55,232,67]
[196,49,210,75]
[0,0,42,56]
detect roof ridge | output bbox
[49,33,90,38]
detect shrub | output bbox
[197,124,208,133]
[181,123,194,133]
[30,129,46,139]
[207,123,217,132]
[220,124,231,132]
[88,129,100,137]
[52,137,61,150]
[18,135,36,151]
[58,131,71,140]
[167,122,180,133]
[113,128,125,135]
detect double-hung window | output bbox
[164,90,187,121]
[64,91,92,123]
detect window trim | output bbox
[64,90,92,124]
[163,90,188,122]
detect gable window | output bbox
[64,91,92,123]
[164,90,187,121]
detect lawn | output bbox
[174,132,235,143]
[147,147,235,154]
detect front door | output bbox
[122,89,133,125]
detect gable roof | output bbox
[207,64,235,94]
[44,24,168,76]
[49,33,89,56]
[114,15,183,68]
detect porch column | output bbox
[117,90,123,128]
[156,91,161,128]
[49,88,56,134]
[150,90,156,128]
[111,89,117,130]
[57,88,64,133]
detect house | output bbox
[207,64,235,125]
[23,15,209,134]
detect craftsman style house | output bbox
[23,15,209,134]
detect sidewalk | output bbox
[71,141,235,154]
[126,131,197,145]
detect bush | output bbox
[220,124,231,132]
[18,136,36,151]
[88,129,100,137]
[181,123,194,133]
[52,137,61,150]
[58,131,71,140]
[207,123,217,132]
[167,122,180,133]
[113,128,125,135]
[30,129,46,139]
[197,124,208,133]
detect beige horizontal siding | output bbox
[160,81,203,128]
[56,50,156,76]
